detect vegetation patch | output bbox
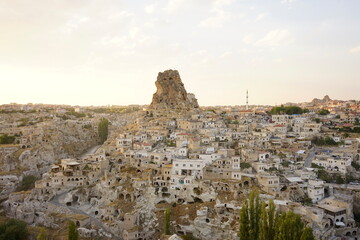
[269,106,309,115]
[0,134,15,144]
[16,175,38,192]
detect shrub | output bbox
[0,134,16,144]
[269,106,307,115]
[0,219,28,240]
[240,162,252,169]
[16,175,37,192]
[317,109,330,115]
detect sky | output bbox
[0,0,360,106]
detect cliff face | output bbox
[0,120,99,177]
[150,70,199,111]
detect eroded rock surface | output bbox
[150,70,199,111]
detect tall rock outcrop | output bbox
[149,70,199,111]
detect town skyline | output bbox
[0,93,359,108]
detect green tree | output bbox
[164,208,171,235]
[249,191,261,240]
[269,106,306,115]
[335,175,345,184]
[311,136,339,146]
[317,169,332,183]
[16,175,37,192]
[239,193,315,240]
[240,162,252,169]
[98,118,110,144]
[67,221,78,240]
[302,194,312,206]
[259,200,277,240]
[0,219,28,240]
[317,109,330,115]
[239,200,250,240]
[275,211,303,240]
[259,203,269,240]
[300,226,315,240]
[239,191,261,240]
[351,161,360,171]
[37,227,48,240]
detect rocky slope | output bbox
[0,118,100,201]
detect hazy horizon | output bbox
[1,93,356,108]
[1,0,359,106]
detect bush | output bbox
[83,124,92,129]
[16,175,37,192]
[311,163,323,169]
[68,221,79,240]
[317,109,330,115]
[269,106,307,115]
[164,208,171,235]
[352,161,360,171]
[0,134,16,144]
[317,169,332,183]
[302,193,312,206]
[0,219,28,240]
[338,127,360,133]
[311,136,339,146]
[37,227,48,240]
[240,162,251,169]
[281,161,290,167]
[335,175,345,184]
[181,235,199,240]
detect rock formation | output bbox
[322,95,331,102]
[149,70,199,111]
[311,95,332,104]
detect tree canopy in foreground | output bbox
[239,191,315,240]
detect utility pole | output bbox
[246,90,249,110]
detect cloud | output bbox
[107,10,134,22]
[220,51,234,58]
[251,56,265,65]
[281,0,296,3]
[243,34,254,44]
[213,0,234,8]
[255,13,268,23]
[199,9,233,28]
[145,4,156,14]
[349,46,360,54]
[97,26,152,56]
[256,29,294,46]
[199,0,234,28]
[61,15,89,34]
[163,0,189,13]
[189,50,212,65]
